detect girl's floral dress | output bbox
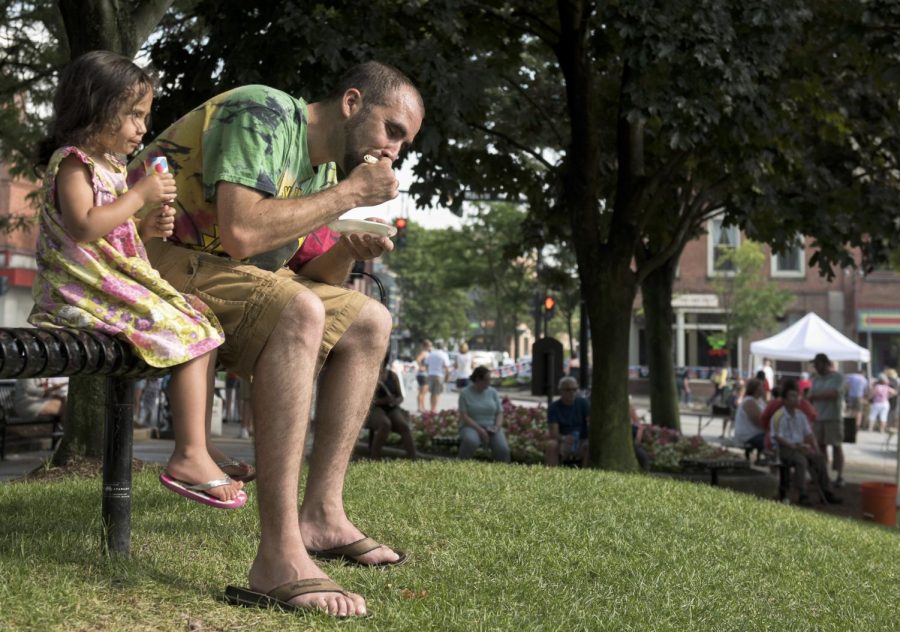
[29,146,224,367]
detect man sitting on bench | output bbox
[544,377,589,467]
[770,380,841,506]
[14,378,67,425]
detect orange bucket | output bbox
[860,482,898,527]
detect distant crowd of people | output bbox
[680,352,900,505]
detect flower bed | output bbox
[637,424,734,471]
[411,400,734,470]
[411,398,546,463]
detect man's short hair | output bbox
[558,376,578,391]
[325,60,424,112]
[781,379,799,396]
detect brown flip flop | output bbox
[224,578,369,618]
[307,535,410,568]
[216,458,256,483]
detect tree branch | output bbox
[635,172,730,284]
[500,74,566,147]
[478,4,559,48]
[464,118,558,171]
[131,0,176,47]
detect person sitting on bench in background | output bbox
[365,357,416,460]
[544,376,589,467]
[770,380,841,506]
[14,378,67,425]
[733,378,766,461]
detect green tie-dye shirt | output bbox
[128,85,337,270]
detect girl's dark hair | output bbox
[36,50,157,167]
[470,366,491,382]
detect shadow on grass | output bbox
[0,474,223,601]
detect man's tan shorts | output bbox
[146,240,368,379]
[427,375,445,394]
[814,417,842,447]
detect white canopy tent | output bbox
[749,312,870,364]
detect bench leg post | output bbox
[102,377,133,557]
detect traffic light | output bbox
[394,217,408,248]
[543,295,556,320]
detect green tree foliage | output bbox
[382,222,471,344]
[383,205,537,354]
[0,1,65,175]
[711,241,793,351]
[0,0,174,174]
[457,203,536,355]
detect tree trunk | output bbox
[53,376,107,464]
[586,260,639,470]
[58,0,174,58]
[640,257,681,430]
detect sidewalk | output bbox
[3,388,897,488]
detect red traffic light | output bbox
[394,217,408,229]
[543,296,556,311]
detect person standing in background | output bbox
[425,341,451,413]
[868,374,896,434]
[415,340,432,412]
[455,342,473,390]
[807,353,845,487]
[885,368,899,429]
[844,370,869,431]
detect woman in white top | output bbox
[455,342,473,389]
[733,377,766,453]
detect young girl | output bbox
[31,50,246,509]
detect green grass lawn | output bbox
[1,460,897,631]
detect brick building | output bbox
[630,217,900,376]
[0,163,40,326]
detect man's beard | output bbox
[341,106,370,174]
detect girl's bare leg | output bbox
[166,352,243,501]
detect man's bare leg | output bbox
[430,388,440,413]
[299,299,399,565]
[246,290,366,617]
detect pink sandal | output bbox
[159,472,248,509]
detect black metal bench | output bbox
[0,379,64,459]
[431,435,461,450]
[680,456,750,486]
[2,272,383,557]
[0,327,166,557]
